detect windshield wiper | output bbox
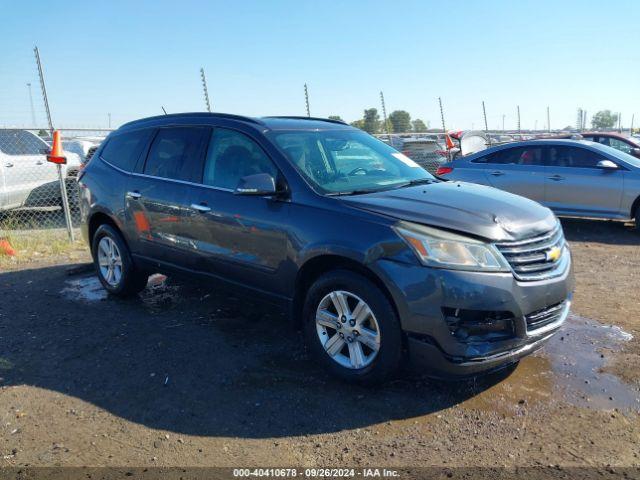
[395,178,437,189]
[326,188,384,196]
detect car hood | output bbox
[340,181,557,242]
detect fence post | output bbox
[35,46,75,242]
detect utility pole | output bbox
[547,106,551,133]
[517,105,521,135]
[438,97,451,161]
[34,46,74,242]
[200,68,212,113]
[108,113,111,128]
[304,83,310,117]
[379,91,390,140]
[482,101,491,146]
[34,47,53,136]
[631,114,635,134]
[502,114,505,132]
[26,83,36,126]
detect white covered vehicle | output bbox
[0,129,82,211]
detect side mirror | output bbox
[631,148,640,158]
[234,173,277,196]
[596,159,618,170]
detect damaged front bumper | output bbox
[374,253,574,377]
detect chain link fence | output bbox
[0,128,110,257]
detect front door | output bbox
[183,127,290,297]
[543,145,624,217]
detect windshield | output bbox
[270,129,434,194]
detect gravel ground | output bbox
[0,218,639,471]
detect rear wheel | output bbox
[92,224,148,296]
[303,270,403,384]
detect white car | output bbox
[0,129,82,211]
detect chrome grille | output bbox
[525,301,567,332]
[495,224,567,281]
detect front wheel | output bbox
[303,270,403,384]
[92,224,148,297]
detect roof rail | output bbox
[120,112,264,129]
[263,116,348,125]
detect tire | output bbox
[635,205,640,231]
[302,269,403,384]
[91,224,148,297]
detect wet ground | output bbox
[0,218,639,469]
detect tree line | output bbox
[328,109,429,134]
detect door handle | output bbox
[490,170,505,176]
[4,162,14,168]
[126,191,142,199]
[191,203,211,213]
[548,175,564,181]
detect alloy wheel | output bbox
[315,290,381,369]
[97,236,123,287]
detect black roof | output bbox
[119,112,351,132]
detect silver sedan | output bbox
[437,139,640,229]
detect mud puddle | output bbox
[460,313,638,414]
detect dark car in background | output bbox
[78,113,573,383]
[580,132,640,159]
[438,139,640,229]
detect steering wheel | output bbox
[348,167,368,176]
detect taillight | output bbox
[436,166,453,176]
[435,150,448,157]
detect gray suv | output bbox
[78,114,574,383]
[438,139,640,229]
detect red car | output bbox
[580,132,640,159]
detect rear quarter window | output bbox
[100,128,153,172]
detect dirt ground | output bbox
[0,218,639,471]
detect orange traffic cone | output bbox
[0,237,15,256]
[47,130,67,165]
[445,133,455,150]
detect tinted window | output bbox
[203,128,277,189]
[548,146,607,168]
[144,128,207,181]
[101,129,152,171]
[483,147,543,165]
[608,138,632,154]
[0,130,47,155]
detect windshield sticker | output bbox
[392,152,420,167]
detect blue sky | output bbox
[2,0,639,130]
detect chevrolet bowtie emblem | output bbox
[546,246,562,262]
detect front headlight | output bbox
[394,222,511,272]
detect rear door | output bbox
[125,127,210,270]
[482,146,546,202]
[543,145,624,216]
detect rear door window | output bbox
[143,127,209,182]
[101,129,153,172]
[484,147,543,165]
